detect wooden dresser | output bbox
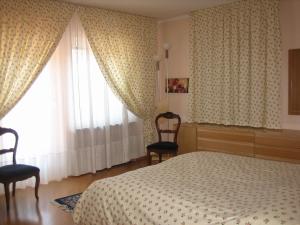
[177,123,300,163]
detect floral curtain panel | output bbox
[188,0,281,129]
[0,0,76,119]
[77,7,157,143]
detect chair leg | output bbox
[4,183,10,212]
[147,150,152,165]
[12,182,16,197]
[159,153,162,163]
[34,173,40,200]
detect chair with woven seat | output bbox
[147,112,181,165]
[0,127,40,212]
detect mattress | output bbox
[73,151,300,225]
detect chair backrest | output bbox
[0,127,18,165]
[155,112,181,143]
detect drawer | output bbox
[197,129,254,143]
[255,130,300,149]
[254,144,300,163]
[255,136,300,149]
[197,137,254,156]
[177,124,197,154]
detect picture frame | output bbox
[165,78,189,93]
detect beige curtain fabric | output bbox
[0,0,76,119]
[189,0,281,129]
[78,8,157,143]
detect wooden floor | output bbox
[0,159,148,225]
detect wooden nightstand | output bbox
[176,123,197,154]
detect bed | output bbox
[73,151,300,225]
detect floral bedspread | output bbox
[73,151,300,225]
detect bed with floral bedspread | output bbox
[73,151,300,225]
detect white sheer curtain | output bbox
[0,15,144,191]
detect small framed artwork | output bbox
[165,78,189,93]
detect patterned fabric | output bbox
[188,0,281,129]
[73,152,300,225]
[77,8,157,144]
[0,0,76,119]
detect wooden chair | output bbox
[147,112,181,165]
[0,127,40,212]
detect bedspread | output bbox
[73,151,300,225]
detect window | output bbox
[0,16,144,191]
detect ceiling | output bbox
[61,0,237,19]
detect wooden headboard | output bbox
[177,123,300,164]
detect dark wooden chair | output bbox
[147,112,181,165]
[0,127,40,212]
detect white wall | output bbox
[157,16,190,122]
[157,0,300,130]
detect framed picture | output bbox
[165,78,189,93]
